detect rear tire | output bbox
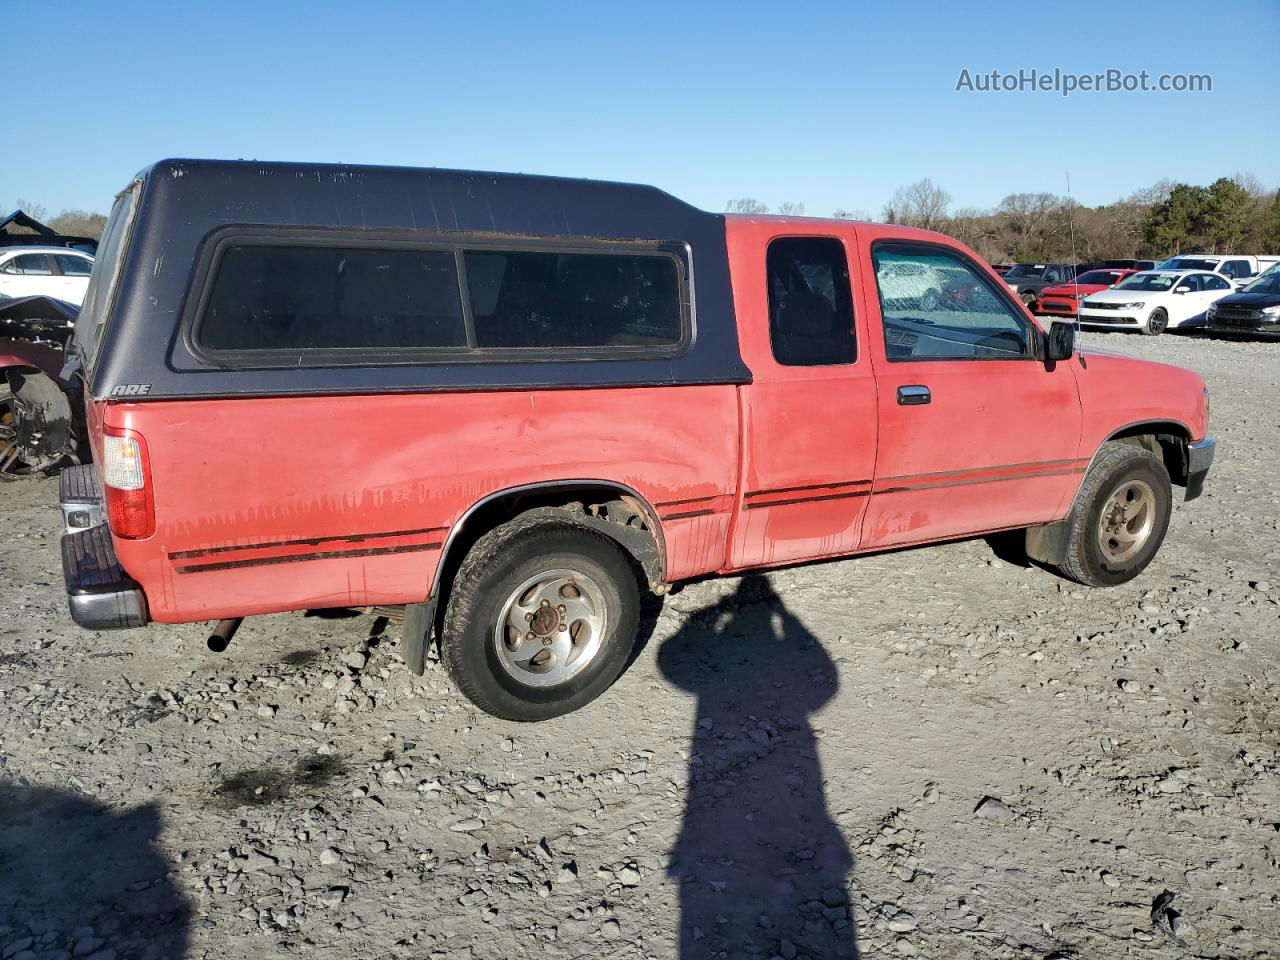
[1053,441,1172,587]
[440,516,640,721]
[1143,308,1168,336]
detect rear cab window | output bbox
[765,237,856,366]
[190,233,689,364]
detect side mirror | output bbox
[1046,319,1075,361]
[1174,285,1191,294]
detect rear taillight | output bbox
[102,427,154,539]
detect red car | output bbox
[1036,268,1138,318]
[59,160,1216,720]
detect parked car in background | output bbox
[1080,270,1232,335]
[1003,263,1084,310]
[1154,254,1271,288]
[990,263,1013,276]
[0,248,95,306]
[1036,268,1138,319]
[56,158,1215,721]
[1094,258,1157,271]
[1206,267,1280,337]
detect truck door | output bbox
[726,227,879,569]
[858,238,1083,550]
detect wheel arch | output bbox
[398,479,666,674]
[1103,419,1191,486]
[430,479,668,605]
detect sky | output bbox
[6,0,1279,219]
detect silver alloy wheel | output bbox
[1097,479,1156,564]
[494,568,608,688]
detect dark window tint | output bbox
[55,254,93,276]
[1205,274,1230,290]
[200,245,466,351]
[873,243,1029,360]
[9,254,54,275]
[464,250,681,349]
[1075,270,1123,285]
[766,237,856,366]
[1223,260,1251,279]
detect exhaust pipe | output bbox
[207,617,243,652]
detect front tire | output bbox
[440,517,640,721]
[1053,441,1172,587]
[1143,308,1168,336]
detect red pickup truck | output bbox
[60,159,1215,720]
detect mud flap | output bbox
[401,598,437,676]
[4,368,73,470]
[1025,519,1070,567]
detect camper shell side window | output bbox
[185,229,693,368]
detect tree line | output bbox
[728,173,1280,264]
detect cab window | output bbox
[766,237,856,366]
[872,242,1030,360]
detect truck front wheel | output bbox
[440,517,640,721]
[1053,441,1172,587]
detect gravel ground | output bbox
[2,331,1278,960]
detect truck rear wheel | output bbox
[440,517,640,721]
[1053,441,1172,587]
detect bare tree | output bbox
[996,192,1062,259]
[725,198,769,214]
[50,211,108,241]
[7,198,49,230]
[832,208,871,221]
[882,179,951,230]
[1232,171,1267,198]
[775,201,806,217]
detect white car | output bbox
[1154,254,1271,288]
[0,247,95,306]
[1079,270,1232,335]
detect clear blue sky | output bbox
[7,0,1278,218]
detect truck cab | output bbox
[60,159,1216,720]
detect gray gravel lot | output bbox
[2,331,1278,960]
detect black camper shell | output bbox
[75,159,750,401]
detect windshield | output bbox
[1074,270,1123,285]
[1114,272,1178,291]
[72,182,140,377]
[1159,257,1218,272]
[1003,264,1047,279]
[1241,271,1280,295]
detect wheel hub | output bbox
[495,569,608,688]
[1097,479,1156,564]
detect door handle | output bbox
[897,385,931,406]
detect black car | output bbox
[1002,263,1085,308]
[1206,269,1280,336]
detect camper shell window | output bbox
[189,230,690,365]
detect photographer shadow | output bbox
[658,574,859,959]
[0,781,191,959]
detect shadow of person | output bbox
[0,781,191,959]
[658,574,859,959]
